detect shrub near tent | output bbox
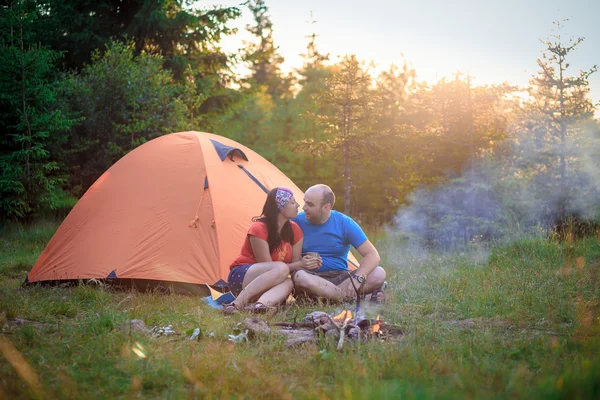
[26,131,308,294]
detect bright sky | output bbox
[199,0,599,109]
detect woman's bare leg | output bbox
[256,278,293,306]
[233,262,288,307]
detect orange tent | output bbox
[26,131,356,294]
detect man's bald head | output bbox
[306,184,335,208]
[303,184,336,224]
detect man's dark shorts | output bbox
[293,269,353,286]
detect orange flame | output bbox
[333,310,353,322]
[371,315,382,334]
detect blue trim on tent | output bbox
[107,270,117,279]
[204,176,208,189]
[237,165,269,194]
[210,139,248,162]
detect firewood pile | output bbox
[239,310,404,349]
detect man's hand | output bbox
[300,255,321,270]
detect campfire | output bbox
[238,281,402,348]
[267,310,403,348]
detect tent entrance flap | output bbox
[210,139,248,162]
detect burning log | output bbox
[378,323,404,336]
[347,326,361,340]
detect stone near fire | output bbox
[240,317,271,335]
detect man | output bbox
[292,184,386,302]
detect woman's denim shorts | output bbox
[227,264,253,297]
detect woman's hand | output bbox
[300,255,321,271]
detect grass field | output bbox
[1,220,599,399]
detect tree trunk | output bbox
[558,54,567,222]
[467,75,475,177]
[19,17,32,182]
[344,140,350,214]
[344,104,352,214]
[467,75,475,217]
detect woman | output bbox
[223,187,321,313]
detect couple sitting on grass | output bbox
[223,184,387,314]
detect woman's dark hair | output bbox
[253,188,294,253]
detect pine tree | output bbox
[524,21,597,224]
[0,0,74,219]
[360,62,419,220]
[313,55,380,214]
[297,27,330,90]
[244,0,286,99]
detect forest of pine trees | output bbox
[1,1,599,248]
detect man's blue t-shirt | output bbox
[293,210,368,272]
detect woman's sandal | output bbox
[244,302,276,314]
[221,303,240,315]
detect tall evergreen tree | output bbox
[313,55,379,214]
[218,0,290,165]
[0,0,74,219]
[296,29,330,90]
[244,0,286,99]
[359,62,419,220]
[283,29,333,191]
[520,21,597,224]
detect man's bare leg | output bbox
[362,266,386,294]
[339,266,386,298]
[293,267,387,302]
[292,270,345,302]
